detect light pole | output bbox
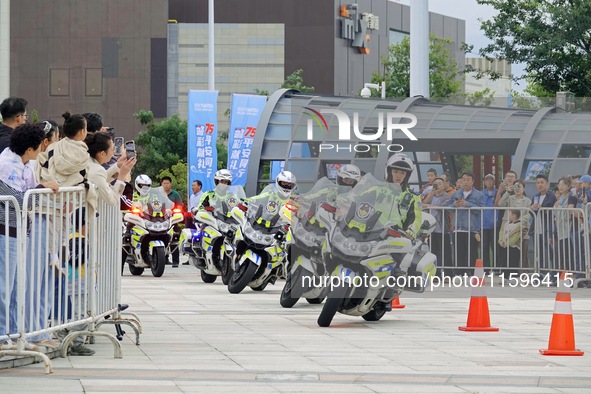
[208,0,215,91]
[360,82,386,99]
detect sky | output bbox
[393,0,527,92]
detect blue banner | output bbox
[188,90,219,193]
[227,94,267,186]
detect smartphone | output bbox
[114,137,124,157]
[125,140,136,159]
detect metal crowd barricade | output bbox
[534,206,590,284]
[423,204,590,282]
[0,186,140,373]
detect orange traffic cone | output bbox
[458,259,499,332]
[391,296,406,309]
[540,271,584,356]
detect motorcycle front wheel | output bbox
[280,267,302,308]
[151,247,166,277]
[227,260,257,294]
[317,286,347,327]
[221,255,233,285]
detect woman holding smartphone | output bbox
[85,132,136,206]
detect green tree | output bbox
[282,69,315,93]
[371,35,463,98]
[133,110,187,179]
[464,88,495,107]
[157,161,188,203]
[478,0,591,96]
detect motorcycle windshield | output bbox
[246,184,289,231]
[210,184,246,219]
[335,174,403,241]
[137,187,174,217]
[292,177,337,226]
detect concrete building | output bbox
[3,0,465,139]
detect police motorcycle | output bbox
[180,184,245,284]
[315,174,437,327]
[227,172,296,294]
[280,177,340,308]
[122,186,184,277]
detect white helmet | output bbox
[214,169,233,186]
[135,174,152,196]
[276,171,296,199]
[385,153,414,186]
[337,164,361,187]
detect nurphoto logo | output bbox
[303,107,418,153]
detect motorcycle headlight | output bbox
[244,222,255,237]
[219,222,229,234]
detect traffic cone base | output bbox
[539,349,584,356]
[540,286,584,357]
[391,297,405,309]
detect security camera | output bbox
[360,87,372,98]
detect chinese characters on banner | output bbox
[188,90,218,193]
[227,94,267,186]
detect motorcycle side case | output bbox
[405,248,437,293]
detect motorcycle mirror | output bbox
[365,211,382,234]
[255,203,263,219]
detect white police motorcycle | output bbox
[180,184,245,284]
[227,185,289,294]
[315,174,437,327]
[123,187,184,277]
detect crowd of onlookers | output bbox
[0,96,136,355]
[419,168,591,280]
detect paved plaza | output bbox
[1,263,591,393]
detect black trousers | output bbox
[454,232,478,276]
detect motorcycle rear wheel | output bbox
[129,264,144,276]
[200,270,217,283]
[228,260,257,294]
[317,286,347,327]
[151,247,166,277]
[306,297,324,304]
[251,280,268,291]
[361,308,386,322]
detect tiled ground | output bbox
[1,263,590,393]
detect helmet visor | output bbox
[278,181,293,190]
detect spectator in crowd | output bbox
[82,112,103,133]
[36,112,91,192]
[480,174,498,270]
[160,176,183,267]
[579,174,591,205]
[420,168,437,201]
[530,174,557,275]
[85,131,136,206]
[189,180,203,211]
[423,177,452,274]
[494,170,517,207]
[497,179,531,272]
[498,210,527,253]
[447,172,483,276]
[440,172,456,196]
[552,176,577,274]
[0,97,28,153]
[0,123,58,349]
